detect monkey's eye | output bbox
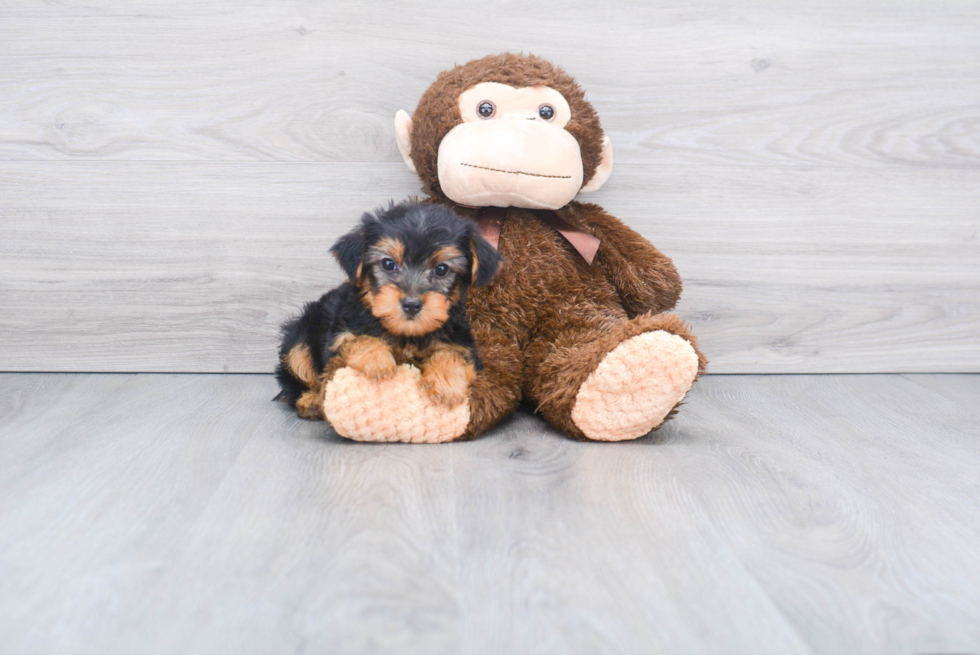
[433,263,450,277]
[477,101,495,119]
[381,258,396,271]
[538,104,555,121]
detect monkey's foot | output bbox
[323,364,469,443]
[570,331,700,441]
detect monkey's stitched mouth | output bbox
[460,163,572,180]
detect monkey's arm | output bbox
[463,322,523,437]
[566,202,682,316]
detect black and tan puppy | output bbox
[276,200,502,420]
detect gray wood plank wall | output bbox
[1,1,978,373]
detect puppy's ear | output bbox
[468,228,503,288]
[330,223,366,283]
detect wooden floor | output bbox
[1,373,978,654]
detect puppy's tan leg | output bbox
[336,334,398,381]
[281,344,326,420]
[419,346,477,408]
[295,385,325,420]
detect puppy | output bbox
[276,200,502,420]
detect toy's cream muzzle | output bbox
[436,119,585,211]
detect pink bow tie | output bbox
[474,207,600,265]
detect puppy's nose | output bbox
[401,297,423,317]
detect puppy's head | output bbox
[330,200,502,337]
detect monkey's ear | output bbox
[468,230,503,288]
[329,224,365,283]
[579,135,613,194]
[394,110,417,174]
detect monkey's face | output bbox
[436,83,585,210]
[395,56,614,211]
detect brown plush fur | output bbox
[443,204,707,438]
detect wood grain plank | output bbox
[448,413,813,654]
[899,373,980,417]
[2,373,979,653]
[681,374,980,654]
[102,403,463,655]
[0,374,287,653]
[1,162,977,373]
[0,373,460,654]
[0,1,978,167]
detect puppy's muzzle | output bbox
[401,297,423,317]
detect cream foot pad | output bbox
[571,331,700,441]
[324,364,469,443]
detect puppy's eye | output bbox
[477,101,495,119]
[538,104,555,121]
[433,263,450,277]
[381,258,396,271]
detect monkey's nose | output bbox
[401,298,423,317]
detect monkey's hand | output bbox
[565,202,683,317]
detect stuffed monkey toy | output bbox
[318,53,707,442]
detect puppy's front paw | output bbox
[420,354,475,408]
[295,388,325,420]
[419,373,468,407]
[345,338,398,381]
